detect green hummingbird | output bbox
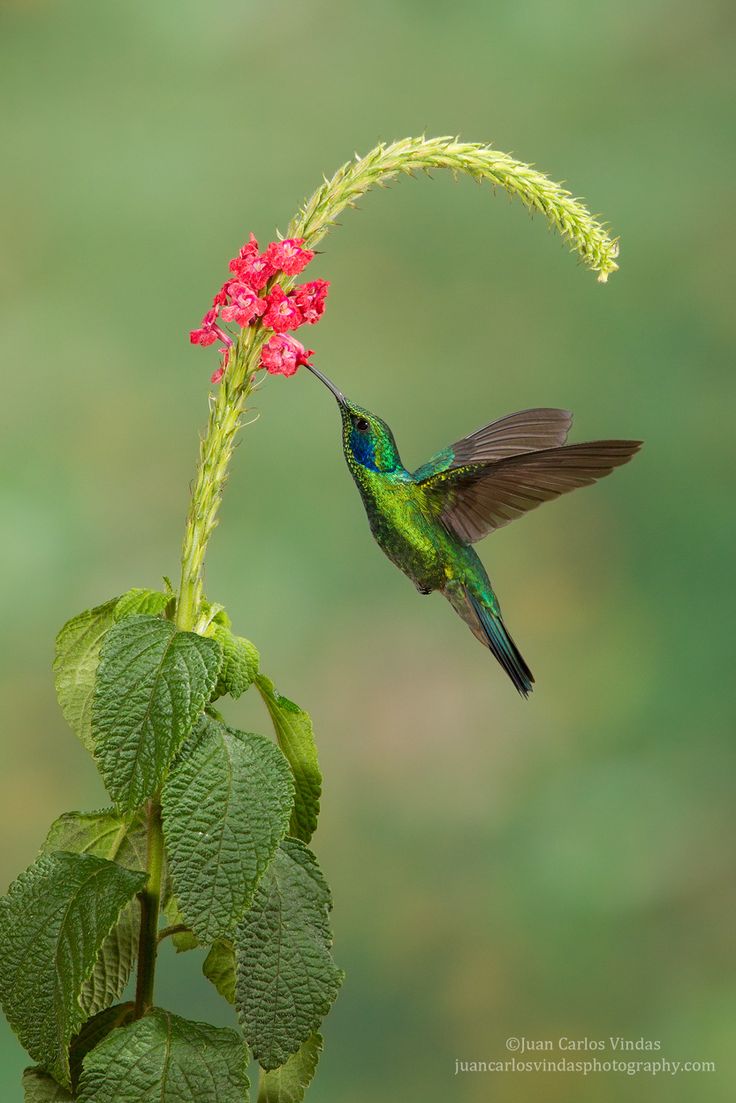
[304,364,641,696]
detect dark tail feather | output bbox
[467,591,534,697]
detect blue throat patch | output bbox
[351,429,379,472]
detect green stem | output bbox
[175,329,265,632]
[289,135,619,281]
[134,797,165,1018]
[157,923,190,944]
[257,1066,267,1100]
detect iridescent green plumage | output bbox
[305,365,641,696]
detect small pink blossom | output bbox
[229,235,276,291]
[220,281,267,326]
[241,253,276,291]
[265,237,315,276]
[260,334,313,377]
[212,282,231,307]
[292,279,329,324]
[190,307,227,347]
[262,286,303,333]
[227,233,259,272]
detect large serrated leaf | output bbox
[41,810,148,1016]
[163,716,294,941]
[113,588,172,622]
[76,1008,249,1102]
[256,676,322,843]
[22,1003,135,1100]
[0,852,146,1086]
[22,1068,73,1102]
[258,1034,323,1103]
[212,624,259,699]
[69,1003,135,1091]
[54,598,119,752]
[92,615,222,811]
[235,838,343,1070]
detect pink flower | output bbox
[227,233,259,272]
[260,334,313,377]
[229,235,276,291]
[240,253,276,291]
[292,279,329,324]
[220,281,267,326]
[212,282,231,307]
[265,237,315,276]
[190,307,227,347]
[262,286,303,333]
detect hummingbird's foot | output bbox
[417,585,432,596]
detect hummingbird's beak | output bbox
[304,363,347,407]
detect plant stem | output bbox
[288,135,619,281]
[175,329,266,632]
[157,923,190,944]
[134,797,165,1018]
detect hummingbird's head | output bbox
[304,364,402,474]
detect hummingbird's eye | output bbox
[355,417,370,433]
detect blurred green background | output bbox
[1,1,734,1100]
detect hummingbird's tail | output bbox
[446,582,534,696]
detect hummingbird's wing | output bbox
[412,408,573,482]
[417,440,641,544]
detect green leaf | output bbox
[258,1034,323,1103]
[235,838,343,1070]
[41,809,148,1016]
[113,588,172,622]
[69,1003,135,1090]
[0,852,146,1086]
[163,716,294,941]
[92,615,222,811]
[203,940,236,1004]
[77,1008,249,1103]
[54,598,119,752]
[256,675,322,843]
[212,623,259,699]
[22,1068,73,1102]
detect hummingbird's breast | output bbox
[352,468,448,591]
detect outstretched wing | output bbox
[413,408,573,482]
[419,440,642,544]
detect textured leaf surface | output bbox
[92,615,222,811]
[163,716,293,940]
[77,1008,249,1103]
[0,852,146,1086]
[22,1068,73,1102]
[258,1034,323,1103]
[113,588,172,622]
[68,1003,135,1090]
[256,676,322,843]
[42,809,148,1016]
[235,838,343,1069]
[213,624,259,699]
[203,939,236,1004]
[54,599,119,752]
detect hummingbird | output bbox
[304,364,641,696]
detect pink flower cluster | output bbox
[189,233,329,382]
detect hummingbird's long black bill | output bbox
[304,363,347,406]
